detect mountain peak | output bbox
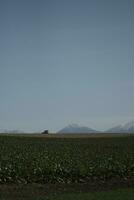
[106,120,134,133]
[124,120,134,130]
[57,124,98,134]
[67,124,80,128]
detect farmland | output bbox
[0,134,134,184]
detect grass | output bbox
[46,189,134,200]
[0,185,134,200]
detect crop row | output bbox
[0,136,134,183]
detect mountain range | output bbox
[57,120,134,134]
[1,120,134,134]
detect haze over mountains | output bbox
[0,129,24,134]
[57,120,134,134]
[1,121,134,134]
[106,120,134,133]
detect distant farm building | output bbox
[41,130,49,134]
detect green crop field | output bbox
[0,134,134,184]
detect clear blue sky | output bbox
[0,0,134,132]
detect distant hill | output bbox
[0,129,24,134]
[57,124,99,134]
[106,120,134,133]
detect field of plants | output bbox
[0,135,134,184]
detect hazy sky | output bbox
[0,0,134,132]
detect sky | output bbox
[0,0,134,132]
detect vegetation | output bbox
[0,135,134,184]
[46,189,134,200]
[0,184,134,199]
